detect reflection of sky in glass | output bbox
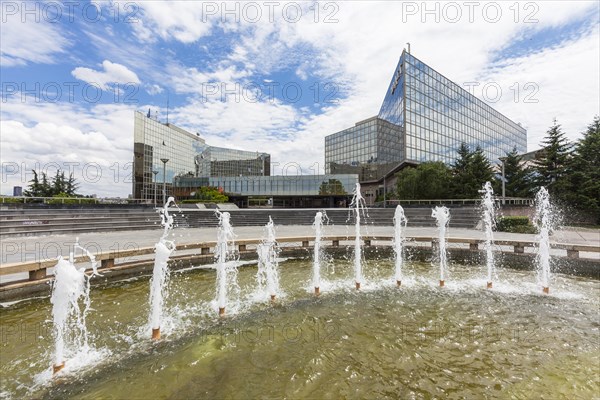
[399,52,526,164]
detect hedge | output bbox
[496,216,537,234]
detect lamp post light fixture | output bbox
[152,170,159,207]
[383,174,387,208]
[160,158,169,205]
[500,158,506,205]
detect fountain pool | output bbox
[1,256,598,399]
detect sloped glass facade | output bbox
[399,52,526,163]
[325,51,527,175]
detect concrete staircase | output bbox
[0,206,159,237]
[0,206,482,237]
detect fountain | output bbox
[215,210,238,316]
[350,183,366,290]
[393,205,408,287]
[148,197,176,340]
[312,211,326,295]
[256,217,280,302]
[431,206,450,287]
[480,182,496,289]
[3,199,599,399]
[50,239,100,375]
[534,187,553,294]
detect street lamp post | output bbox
[501,159,506,205]
[383,174,387,208]
[152,170,159,208]
[160,158,169,205]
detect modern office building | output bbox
[132,111,270,201]
[325,50,527,203]
[173,174,358,208]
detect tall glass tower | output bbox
[325,50,527,177]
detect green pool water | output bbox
[1,259,598,399]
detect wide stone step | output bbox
[0,223,160,237]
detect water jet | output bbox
[149,197,176,341]
[393,205,408,286]
[350,183,366,290]
[432,206,450,287]
[480,182,496,289]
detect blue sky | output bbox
[1,1,599,196]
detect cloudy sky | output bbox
[1,1,599,197]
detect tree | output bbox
[502,146,534,198]
[23,170,42,197]
[396,162,452,199]
[470,146,496,189]
[52,170,66,195]
[40,172,51,197]
[564,116,600,219]
[319,179,347,195]
[451,142,473,198]
[65,173,80,196]
[450,143,495,198]
[24,169,81,197]
[194,186,228,203]
[533,119,572,194]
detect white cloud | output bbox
[0,15,70,66]
[476,23,600,149]
[72,60,140,90]
[146,84,164,95]
[1,100,135,197]
[166,63,252,95]
[132,2,214,43]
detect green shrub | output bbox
[46,193,96,205]
[496,216,537,233]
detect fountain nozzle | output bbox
[543,287,549,294]
[270,294,276,302]
[355,282,361,290]
[439,280,445,287]
[152,327,161,340]
[219,307,225,317]
[487,282,493,289]
[53,362,65,375]
[314,287,320,296]
[396,280,401,287]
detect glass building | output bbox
[133,111,270,200]
[173,174,358,208]
[174,174,357,196]
[325,50,527,176]
[133,111,206,200]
